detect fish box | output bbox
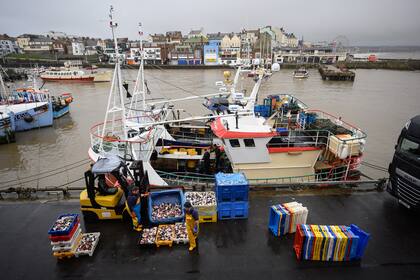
[328,134,362,159]
[148,189,185,224]
[48,214,79,236]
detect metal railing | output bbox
[155,167,351,187]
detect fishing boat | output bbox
[87,7,367,186]
[52,93,73,119]
[0,74,65,134]
[40,62,111,82]
[293,67,309,79]
[0,102,53,132]
[10,79,73,120]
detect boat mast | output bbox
[244,72,264,112]
[129,22,146,116]
[100,6,128,150]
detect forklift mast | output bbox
[130,160,148,194]
[84,170,100,208]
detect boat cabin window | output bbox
[244,138,255,147]
[229,139,240,148]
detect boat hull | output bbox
[40,76,94,82]
[10,102,54,131]
[53,105,70,119]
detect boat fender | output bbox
[23,114,34,123]
[338,144,349,159]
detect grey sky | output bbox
[1,0,420,45]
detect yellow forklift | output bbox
[80,155,149,222]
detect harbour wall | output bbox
[2,59,420,71]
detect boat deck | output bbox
[0,101,49,114]
[1,191,420,279]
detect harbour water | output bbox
[353,51,420,60]
[1,68,419,189]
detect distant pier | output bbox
[318,65,355,81]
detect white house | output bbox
[144,47,161,64]
[26,36,53,52]
[0,35,18,56]
[72,42,85,56]
[220,34,241,65]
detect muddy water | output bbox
[1,68,419,189]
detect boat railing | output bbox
[306,109,367,142]
[156,168,352,187]
[268,94,309,110]
[90,117,157,158]
[268,129,332,149]
[169,131,213,144]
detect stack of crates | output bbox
[268,202,308,236]
[49,214,81,259]
[293,224,370,262]
[215,173,249,220]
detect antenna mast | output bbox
[100,5,128,152]
[129,22,146,116]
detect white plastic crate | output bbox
[74,232,101,257]
[51,228,82,252]
[50,223,81,247]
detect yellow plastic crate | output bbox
[199,213,217,223]
[187,148,198,156]
[155,224,174,248]
[53,233,82,259]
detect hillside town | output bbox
[0,26,349,66]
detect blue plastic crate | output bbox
[217,201,249,220]
[268,205,290,236]
[215,172,249,202]
[148,189,185,224]
[276,127,288,134]
[268,206,280,236]
[216,185,249,202]
[215,172,248,186]
[340,226,359,261]
[48,214,79,236]
[350,224,370,260]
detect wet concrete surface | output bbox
[1,191,420,280]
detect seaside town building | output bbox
[2,25,350,66]
[0,34,19,56]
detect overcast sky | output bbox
[1,0,420,46]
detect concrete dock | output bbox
[1,191,420,279]
[319,65,355,81]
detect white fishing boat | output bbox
[40,61,111,82]
[87,7,367,186]
[293,67,309,79]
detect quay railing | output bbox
[155,168,355,187]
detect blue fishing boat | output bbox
[0,102,53,131]
[52,93,73,119]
